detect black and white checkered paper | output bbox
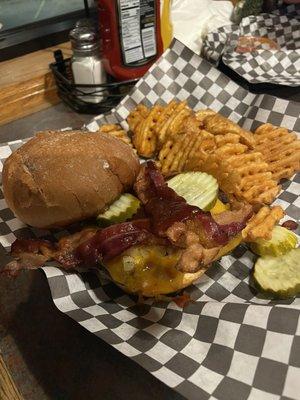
[202,4,300,86]
[1,40,300,400]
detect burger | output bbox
[2,130,252,297]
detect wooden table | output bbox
[0,354,23,400]
[0,43,72,127]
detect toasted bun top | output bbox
[2,130,140,228]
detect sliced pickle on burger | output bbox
[97,193,140,226]
[167,172,218,211]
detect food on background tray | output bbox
[250,226,298,257]
[1,100,299,299]
[2,130,140,228]
[235,36,280,53]
[232,0,264,23]
[254,248,300,298]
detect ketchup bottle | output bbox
[98,0,164,81]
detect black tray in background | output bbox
[218,60,300,103]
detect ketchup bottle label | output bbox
[118,0,158,66]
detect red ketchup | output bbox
[98,0,163,80]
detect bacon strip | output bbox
[2,221,157,276]
[134,162,252,272]
[11,238,55,255]
[75,219,153,266]
[134,161,251,247]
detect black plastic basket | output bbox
[50,51,138,114]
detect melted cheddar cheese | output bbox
[106,235,242,297]
[106,245,187,297]
[210,199,230,215]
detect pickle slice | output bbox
[254,248,300,298]
[167,172,218,211]
[250,226,298,257]
[97,194,140,226]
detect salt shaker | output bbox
[69,27,106,103]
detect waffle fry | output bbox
[127,104,149,132]
[199,152,240,196]
[186,131,243,171]
[167,107,192,137]
[158,128,214,176]
[214,133,241,147]
[154,100,178,140]
[201,112,255,149]
[156,101,191,146]
[125,102,289,207]
[132,104,164,158]
[215,143,248,158]
[183,114,203,134]
[190,136,216,159]
[242,206,284,241]
[254,123,300,181]
[229,165,279,206]
[195,109,217,125]
[200,143,280,205]
[98,124,134,148]
[184,129,216,171]
[158,132,196,176]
